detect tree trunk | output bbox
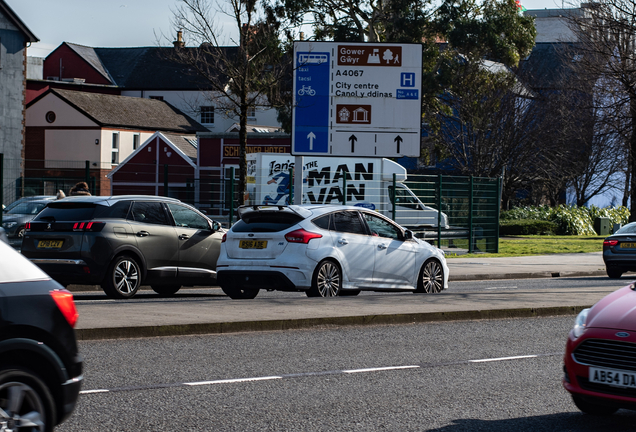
[630,98,636,221]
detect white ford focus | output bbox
[216,205,449,299]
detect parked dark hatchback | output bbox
[603,222,636,278]
[0,239,82,431]
[21,195,225,299]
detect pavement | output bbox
[71,252,626,340]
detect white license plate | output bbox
[589,367,636,388]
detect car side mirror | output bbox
[404,229,414,240]
[211,221,221,232]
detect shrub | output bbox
[499,219,558,236]
[500,205,630,235]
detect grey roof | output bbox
[65,43,112,83]
[162,133,198,162]
[93,46,236,90]
[39,88,208,133]
[516,42,580,91]
[0,0,38,42]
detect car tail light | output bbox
[285,229,322,244]
[604,239,619,246]
[73,221,105,232]
[222,233,227,243]
[50,289,79,328]
[25,222,31,231]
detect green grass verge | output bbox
[446,235,604,259]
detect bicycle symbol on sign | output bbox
[297,85,316,96]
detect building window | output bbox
[200,106,214,124]
[111,133,119,164]
[45,111,56,123]
[247,106,256,118]
[133,134,140,150]
[149,95,164,101]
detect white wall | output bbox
[26,93,97,127]
[45,129,101,166]
[100,130,153,165]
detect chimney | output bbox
[300,32,304,41]
[173,30,184,48]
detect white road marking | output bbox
[484,286,517,290]
[185,376,283,386]
[469,355,538,363]
[79,353,553,395]
[343,366,420,374]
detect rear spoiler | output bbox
[236,205,313,220]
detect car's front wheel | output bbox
[151,285,181,296]
[0,367,56,432]
[415,259,444,293]
[308,259,341,297]
[571,394,618,415]
[221,286,260,299]
[102,255,141,299]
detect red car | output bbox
[564,282,636,414]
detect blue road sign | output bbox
[293,51,330,154]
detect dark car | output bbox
[0,239,82,430]
[21,195,225,299]
[2,199,52,240]
[602,222,636,278]
[3,195,56,213]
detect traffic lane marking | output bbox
[79,352,560,395]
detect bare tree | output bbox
[564,0,636,218]
[169,0,294,204]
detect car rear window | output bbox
[233,212,304,232]
[35,203,97,221]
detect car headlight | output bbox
[573,308,590,339]
[2,221,16,229]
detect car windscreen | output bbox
[35,203,97,222]
[232,212,304,232]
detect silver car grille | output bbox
[573,339,636,371]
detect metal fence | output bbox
[1,156,501,253]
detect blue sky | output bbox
[9,0,569,58]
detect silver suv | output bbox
[21,195,225,299]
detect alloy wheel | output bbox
[421,260,443,293]
[316,261,340,297]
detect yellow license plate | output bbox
[621,242,636,249]
[239,240,267,249]
[37,240,63,249]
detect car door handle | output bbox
[338,238,349,245]
[377,244,387,250]
[179,234,190,240]
[136,231,149,237]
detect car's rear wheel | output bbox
[102,255,141,299]
[571,394,619,415]
[151,285,181,296]
[0,367,56,432]
[308,259,341,297]
[607,268,623,279]
[221,286,260,299]
[415,259,444,293]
